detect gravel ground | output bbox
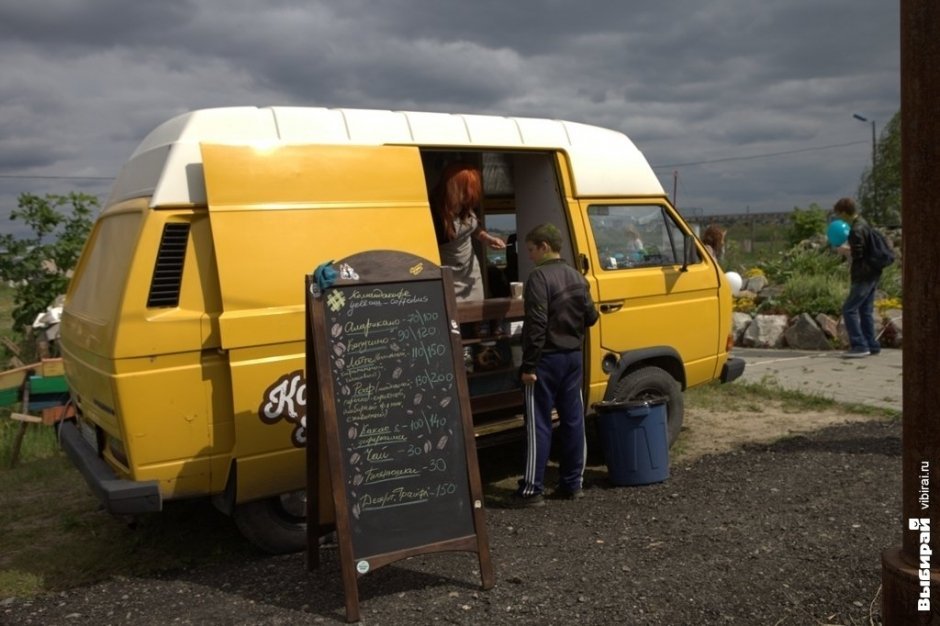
[1,418,901,625]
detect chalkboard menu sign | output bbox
[305,251,494,623]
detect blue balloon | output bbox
[827,219,850,246]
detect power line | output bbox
[0,174,112,181]
[652,139,868,170]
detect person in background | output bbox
[624,224,643,254]
[430,162,506,300]
[513,223,599,507]
[701,224,726,261]
[833,197,881,358]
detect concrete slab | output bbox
[733,347,902,413]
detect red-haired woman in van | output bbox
[430,163,506,300]
[702,224,726,262]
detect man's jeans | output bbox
[842,278,880,351]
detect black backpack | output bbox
[865,228,895,270]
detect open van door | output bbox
[200,143,436,514]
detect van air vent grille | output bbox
[146,223,190,308]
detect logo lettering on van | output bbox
[258,370,306,448]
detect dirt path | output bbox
[676,404,881,463]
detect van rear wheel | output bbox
[233,491,306,554]
[611,366,684,448]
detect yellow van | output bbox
[59,106,743,553]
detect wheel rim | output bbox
[276,490,306,523]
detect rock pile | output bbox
[731,276,903,350]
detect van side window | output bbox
[587,204,687,270]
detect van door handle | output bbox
[599,301,623,313]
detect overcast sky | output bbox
[0,1,900,236]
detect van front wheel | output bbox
[611,366,684,448]
[233,491,306,554]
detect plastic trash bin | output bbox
[594,398,670,486]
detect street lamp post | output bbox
[853,113,877,213]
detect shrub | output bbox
[778,273,848,317]
[877,263,902,300]
[757,245,846,286]
[876,297,902,315]
[787,204,827,246]
[733,295,756,314]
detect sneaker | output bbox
[508,492,545,508]
[869,348,881,355]
[841,348,870,358]
[554,487,584,500]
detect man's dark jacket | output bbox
[521,258,599,374]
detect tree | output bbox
[787,203,827,246]
[0,192,96,332]
[856,110,901,227]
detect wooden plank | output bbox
[1,337,22,356]
[11,412,42,424]
[42,404,75,425]
[0,364,34,392]
[41,358,65,378]
[28,376,68,394]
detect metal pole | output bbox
[853,113,878,215]
[672,170,678,207]
[882,0,940,621]
[871,120,878,216]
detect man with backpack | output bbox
[833,197,894,358]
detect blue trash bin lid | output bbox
[593,397,666,413]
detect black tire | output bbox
[233,491,306,554]
[611,365,684,448]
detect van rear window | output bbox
[67,212,142,323]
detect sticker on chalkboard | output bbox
[356,560,370,574]
[339,263,360,281]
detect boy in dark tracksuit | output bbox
[514,224,599,507]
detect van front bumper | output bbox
[721,356,746,383]
[59,420,162,515]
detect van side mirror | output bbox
[680,234,693,272]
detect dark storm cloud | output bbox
[0,1,194,50]
[0,0,901,231]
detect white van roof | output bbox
[108,106,666,207]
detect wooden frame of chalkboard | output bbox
[305,250,494,623]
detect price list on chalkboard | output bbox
[323,279,475,559]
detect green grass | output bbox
[0,287,263,598]
[686,378,900,420]
[0,284,14,346]
[0,444,259,598]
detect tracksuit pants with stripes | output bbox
[518,350,586,497]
